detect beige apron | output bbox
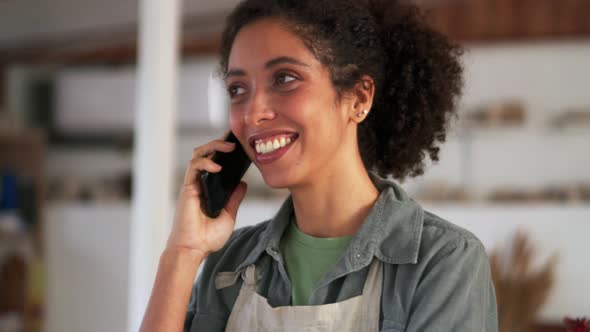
[225,258,383,332]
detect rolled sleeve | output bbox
[183,273,199,332]
[405,239,498,331]
[183,256,230,332]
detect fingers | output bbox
[182,157,222,188]
[224,181,248,221]
[181,139,237,188]
[193,139,236,159]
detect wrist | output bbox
[162,246,207,267]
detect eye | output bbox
[228,85,246,98]
[275,72,297,85]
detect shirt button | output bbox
[356,254,361,259]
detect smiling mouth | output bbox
[252,133,299,155]
[249,133,299,165]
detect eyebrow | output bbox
[225,56,309,80]
[265,56,309,69]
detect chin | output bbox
[259,167,300,190]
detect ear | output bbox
[349,75,375,123]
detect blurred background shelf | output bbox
[0,128,47,332]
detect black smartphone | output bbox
[199,131,252,218]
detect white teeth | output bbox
[255,135,296,154]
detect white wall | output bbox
[46,203,131,332]
[53,58,227,134]
[461,42,590,116]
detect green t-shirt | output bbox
[280,216,353,305]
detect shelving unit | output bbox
[0,128,47,332]
[405,126,590,201]
[0,129,46,231]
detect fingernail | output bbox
[226,142,236,146]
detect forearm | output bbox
[140,248,205,332]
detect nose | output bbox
[243,86,276,126]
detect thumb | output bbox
[224,181,248,220]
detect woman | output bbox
[141,0,498,331]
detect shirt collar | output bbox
[235,171,424,272]
[351,171,424,266]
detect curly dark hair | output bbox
[219,0,464,181]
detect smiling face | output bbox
[226,18,356,189]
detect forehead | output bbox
[228,18,317,70]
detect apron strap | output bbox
[361,258,384,300]
[242,264,258,287]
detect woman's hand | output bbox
[166,136,248,260]
[140,137,248,332]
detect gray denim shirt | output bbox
[184,172,498,331]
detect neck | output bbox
[289,152,379,238]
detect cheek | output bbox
[229,112,245,143]
[277,85,329,122]
[283,93,341,161]
[229,112,240,132]
[291,88,338,132]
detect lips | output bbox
[247,130,299,150]
[247,130,299,165]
